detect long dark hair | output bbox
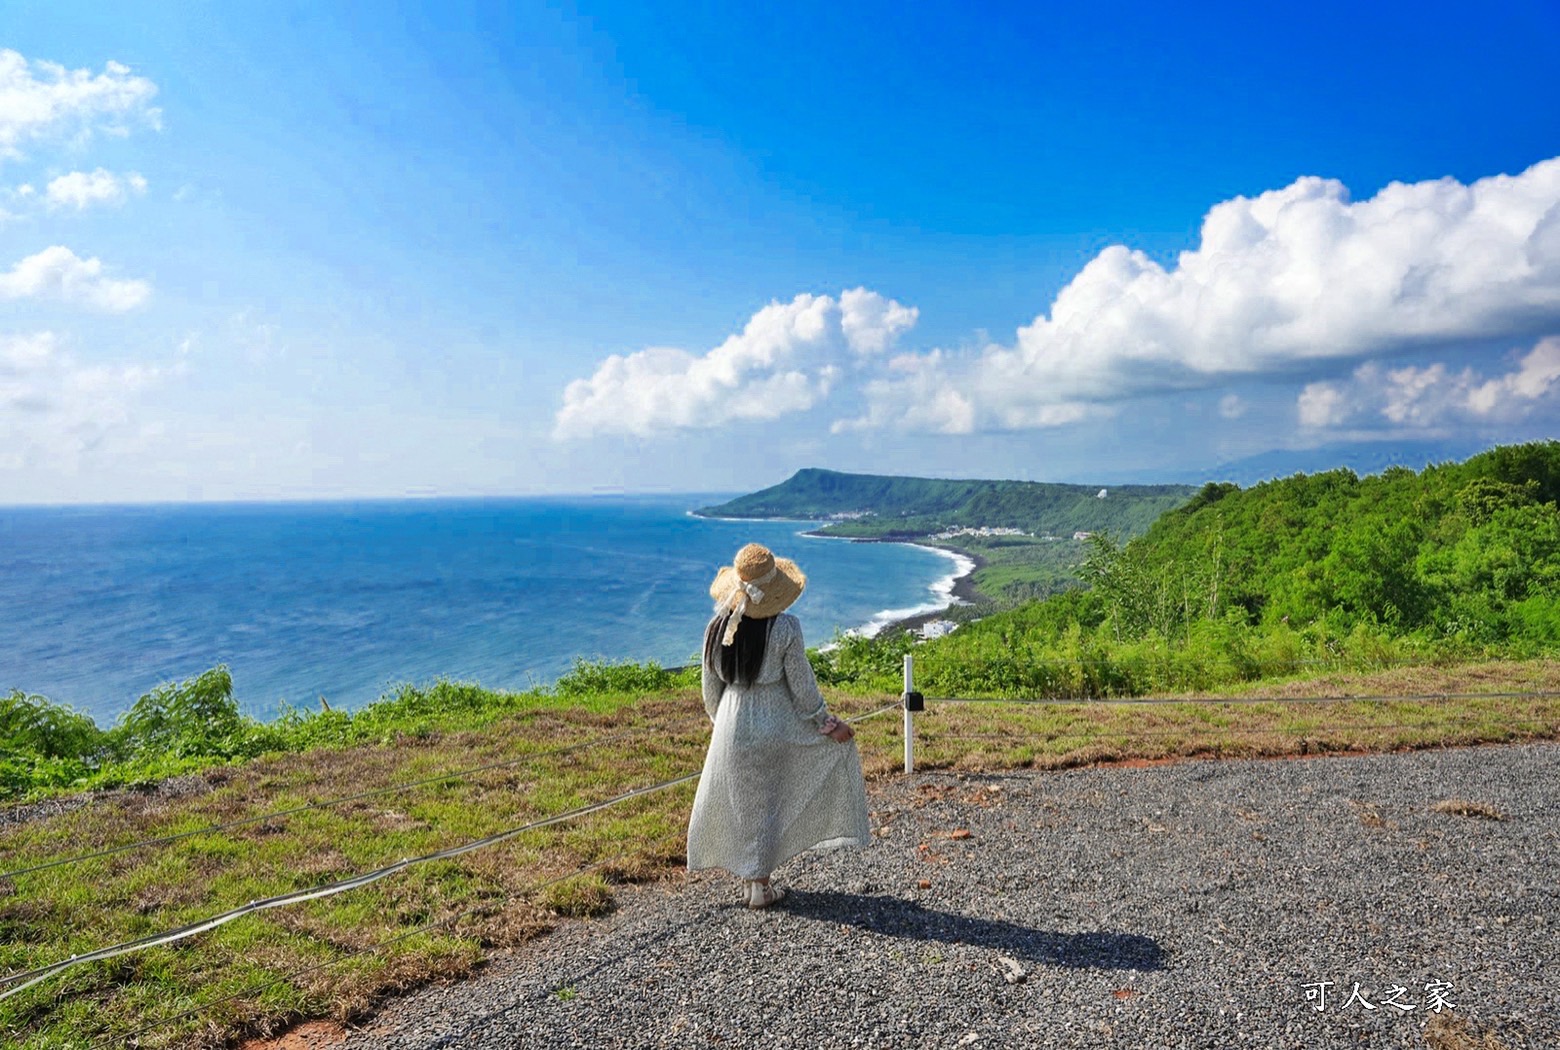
[703,612,774,687]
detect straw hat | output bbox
[709,543,806,644]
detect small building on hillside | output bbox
[919,619,958,640]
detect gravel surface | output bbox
[341,744,1558,1049]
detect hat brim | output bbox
[709,557,806,619]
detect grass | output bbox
[1423,1013,1515,1050]
[1430,798,1507,820]
[852,660,1560,776]
[1,660,1557,1047]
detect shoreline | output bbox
[800,528,989,638]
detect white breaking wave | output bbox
[847,545,975,639]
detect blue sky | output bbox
[2,0,1558,503]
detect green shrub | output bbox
[553,659,675,697]
[111,666,245,759]
[1508,594,1560,646]
[2,690,110,760]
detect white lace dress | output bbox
[687,613,871,880]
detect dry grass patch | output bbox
[466,901,554,949]
[1430,799,1507,821]
[848,661,1560,776]
[1219,658,1560,700]
[1349,801,1392,830]
[1423,1013,1514,1050]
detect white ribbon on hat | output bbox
[717,564,778,645]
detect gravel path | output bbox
[341,744,1558,1049]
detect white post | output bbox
[903,653,915,775]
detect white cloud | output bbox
[45,168,147,210]
[840,287,918,355]
[0,331,169,469]
[0,330,59,378]
[1217,393,1247,419]
[1296,381,1351,429]
[0,182,34,223]
[836,350,978,434]
[554,288,916,439]
[0,245,151,310]
[858,157,1560,432]
[1298,336,1560,432]
[0,50,160,163]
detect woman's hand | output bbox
[819,715,854,742]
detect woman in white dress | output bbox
[687,543,872,908]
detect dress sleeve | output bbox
[700,658,723,723]
[780,617,831,729]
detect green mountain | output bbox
[695,468,1197,539]
[1066,440,1560,645]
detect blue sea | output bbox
[0,497,962,724]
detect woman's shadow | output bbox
[393,889,1168,1048]
[778,890,1166,971]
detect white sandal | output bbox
[746,880,787,909]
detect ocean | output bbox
[0,496,964,724]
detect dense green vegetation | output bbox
[827,442,1560,698]
[1,660,694,802]
[697,467,1194,538]
[1103,441,1560,645]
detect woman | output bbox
[687,543,872,908]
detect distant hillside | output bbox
[695,468,1196,539]
[1085,440,1560,641]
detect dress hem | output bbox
[687,835,871,880]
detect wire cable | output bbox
[932,716,1557,743]
[844,701,904,723]
[923,688,1560,708]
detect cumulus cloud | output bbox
[0,331,167,467]
[1298,336,1560,432]
[0,245,151,310]
[45,168,147,209]
[0,50,160,162]
[854,157,1560,432]
[554,288,915,439]
[836,350,975,434]
[840,287,918,356]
